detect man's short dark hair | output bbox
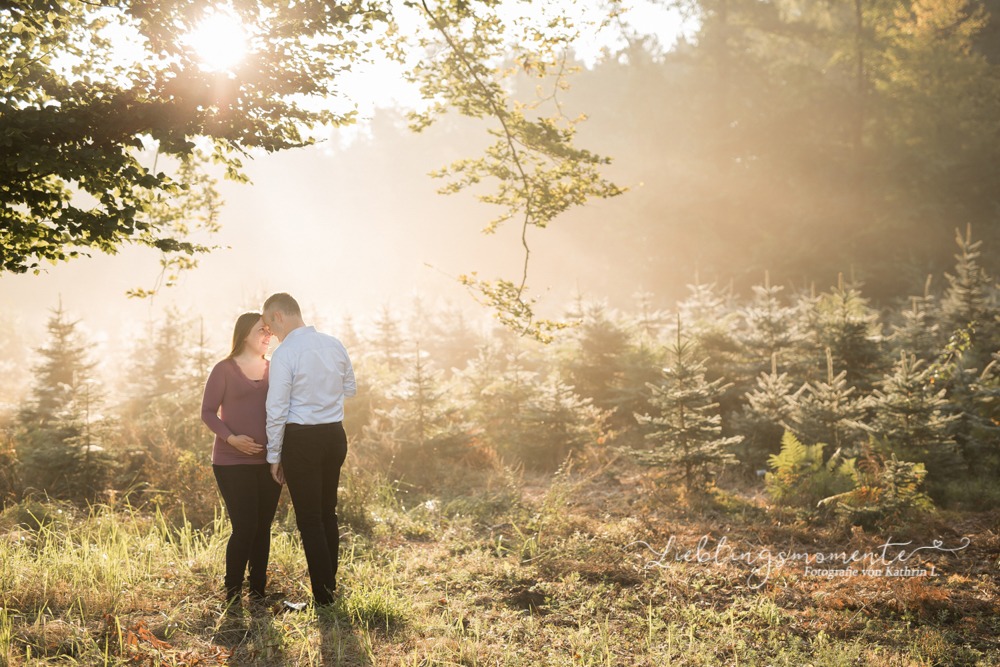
[262,292,302,318]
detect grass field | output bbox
[0,465,997,666]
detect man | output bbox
[263,292,356,606]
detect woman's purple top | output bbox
[201,358,270,465]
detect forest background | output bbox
[3,0,1000,511]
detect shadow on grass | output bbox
[318,607,375,666]
[205,603,382,665]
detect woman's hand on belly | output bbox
[226,434,265,456]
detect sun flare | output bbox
[185,13,248,71]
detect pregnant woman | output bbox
[201,312,282,611]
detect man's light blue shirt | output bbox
[265,326,356,464]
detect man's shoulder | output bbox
[302,328,346,349]
[275,328,346,356]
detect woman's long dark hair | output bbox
[227,312,264,359]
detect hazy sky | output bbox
[0,0,692,354]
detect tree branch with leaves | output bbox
[395,0,626,341]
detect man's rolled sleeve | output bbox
[265,351,293,464]
[343,356,356,399]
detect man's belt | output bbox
[285,422,342,433]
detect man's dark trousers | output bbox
[282,422,348,605]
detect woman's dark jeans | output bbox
[213,463,282,602]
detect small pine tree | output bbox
[562,300,629,412]
[0,424,19,504]
[17,301,112,499]
[940,225,999,367]
[921,325,992,472]
[677,280,734,337]
[889,275,939,362]
[61,379,117,499]
[731,353,800,470]
[519,376,607,470]
[148,307,190,397]
[859,352,963,480]
[787,349,866,457]
[371,303,405,372]
[819,453,934,530]
[339,312,363,353]
[631,289,668,341]
[739,272,800,369]
[428,303,481,377]
[627,322,741,491]
[953,354,1000,481]
[187,317,214,390]
[462,342,533,439]
[808,274,884,392]
[378,344,471,486]
[407,293,435,344]
[124,309,195,410]
[20,299,98,424]
[461,343,605,470]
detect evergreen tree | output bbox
[609,340,667,448]
[859,352,963,480]
[922,326,999,474]
[0,423,18,504]
[559,299,665,443]
[407,293,436,347]
[379,344,471,485]
[458,341,508,421]
[563,287,587,322]
[562,300,629,412]
[631,289,668,341]
[889,275,940,362]
[731,353,799,470]
[461,343,604,470]
[148,308,191,397]
[123,309,197,418]
[339,313,363,354]
[400,345,445,448]
[460,343,534,457]
[61,378,117,499]
[788,349,866,457]
[957,352,1000,475]
[518,376,607,470]
[807,275,884,392]
[20,300,97,424]
[123,320,157,410]
[427,303,481,377]
[371,303,405,372]
[17,301,113,499]
[738,272,799,372]
[187,317,215,390]
[790,283,823,373]
[627,323,741,491]
[677,280,733,336]
[940,226,1000,367]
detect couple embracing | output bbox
[200,292,356,611]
